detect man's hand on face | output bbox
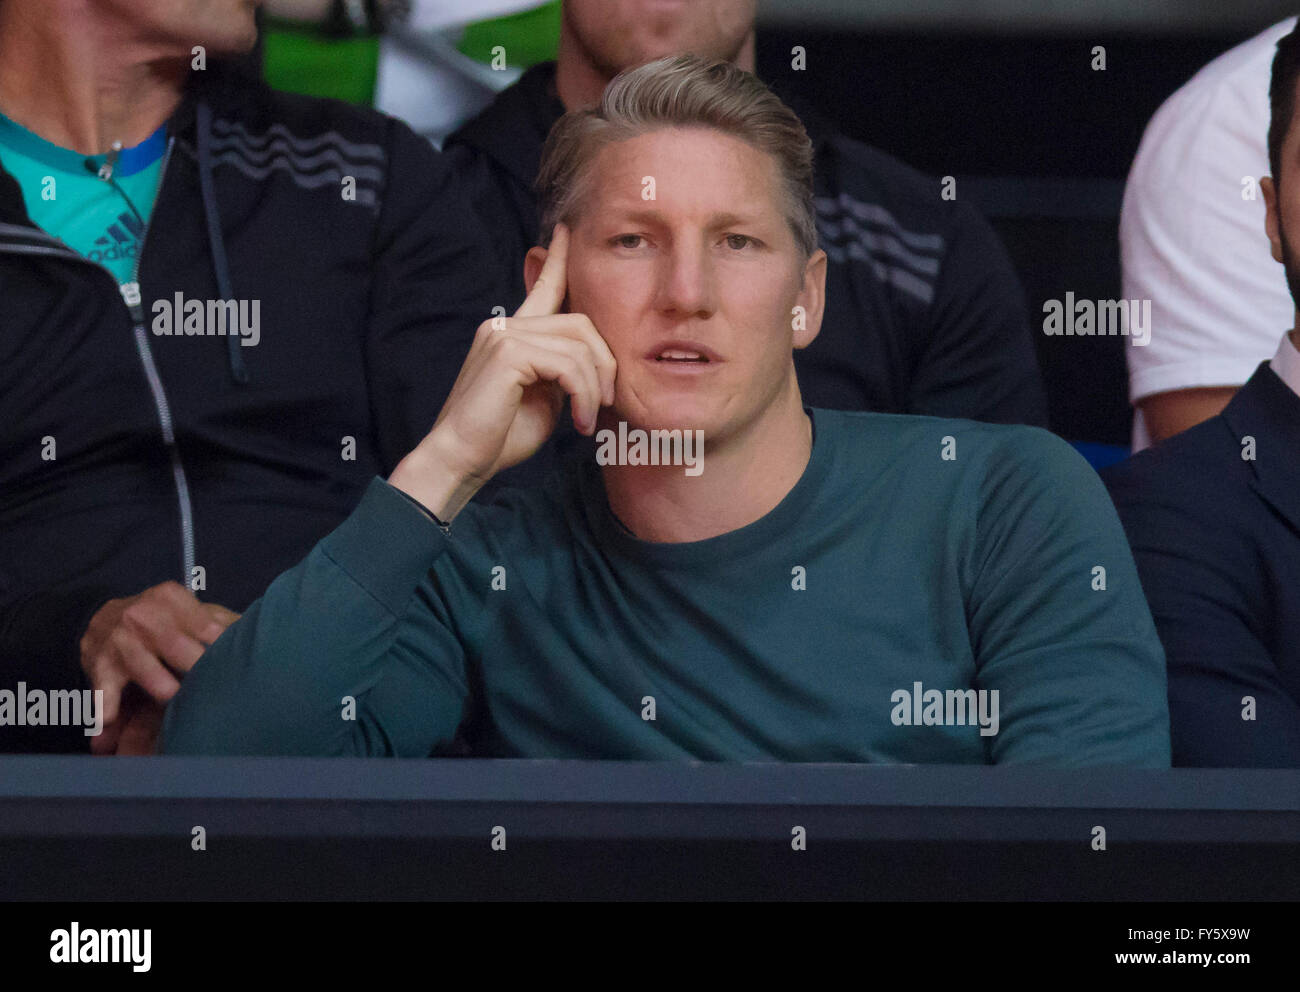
[390,223,617,519]
[80,581,240,755]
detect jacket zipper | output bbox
[0,136,197,588]
[118,137,197,588]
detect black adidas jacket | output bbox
[0,65,495,750]
[443,62,1047,491]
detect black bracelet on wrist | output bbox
[392,485,453,536]
[428,509,452,536]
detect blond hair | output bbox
[536,54,818,260]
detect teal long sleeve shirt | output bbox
[162,408,1171,764]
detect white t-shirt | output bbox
[374,0,538,146]
[1270,328,1300,397]
[1121,16,1297,450]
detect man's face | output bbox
[1264,76,1300,313]
[563,0,756,77]
[102,0,260,55]
[554,126,824,446]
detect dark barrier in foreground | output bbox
[0,758,1296,900]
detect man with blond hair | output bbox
[444,0,1047,498]
[164,56,1168,765]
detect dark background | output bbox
[757,28,1268,445]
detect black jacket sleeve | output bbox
[1105,459,1300,767]
[908,201,1048,427]
[363,119,502,474]
[0,583,110,752]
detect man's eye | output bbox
[613,234,644,249]
[723,234,754,250]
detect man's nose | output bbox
[653,238,715,317]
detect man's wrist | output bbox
[388,440,482,526]
[391,486,453,534]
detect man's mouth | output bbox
[656,349,709,363]
[646,342,721,363]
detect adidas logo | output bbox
[89,210,143,262]
[88,242,137,262]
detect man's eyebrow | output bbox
[598,208,766,229]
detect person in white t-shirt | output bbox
[1121,17,1297,450]
[1101,19,1300,766]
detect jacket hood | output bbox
[444,61,565,189]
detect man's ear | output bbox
[524,246,549,295]
[1263,176,1285,265]
[792,249,827,350]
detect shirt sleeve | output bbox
[1120,58,1290,414]
[907,201,1049,428]
[964,428,1171,766]
[161,477,470,756]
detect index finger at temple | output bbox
[514,223,569,318]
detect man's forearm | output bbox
[161,478,464,756]
[388,434,484,526]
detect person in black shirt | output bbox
[0,0,495,753]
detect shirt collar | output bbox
[0,110,166,178]
[1268,328,1300,399]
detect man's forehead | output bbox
[583,127,782,216]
